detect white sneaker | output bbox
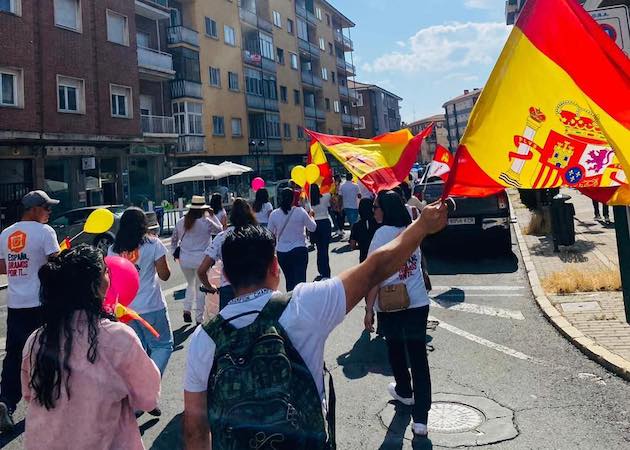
[412,422,428,437]
[387,382,414,406]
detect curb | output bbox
[509,195,630,381]
[0,284,6,291]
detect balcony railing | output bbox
[137,46,174,76]
[342,113,359,126]
[267,138,283,153]
[304,106,326,120]
[298,38,321,57]
[334,30,353,50]
[169,79,202,99]
[246,94,279,112]
[339,85,358,99]
[141,115,176,135]
[301,71,323,89]
[177,135,205,153]
[140,0,168,7]
[336,57,355,75]
[238,8,272,32]
[167,25,199,47]
[242,50,276,72]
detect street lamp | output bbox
[249,139,265,175]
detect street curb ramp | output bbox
[509,196,630,381]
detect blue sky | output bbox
[339,0,512,123]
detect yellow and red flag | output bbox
[306,125,434,193]
[444,0,630,205]
[426,145,454,182]
[307,137,333,194]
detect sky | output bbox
[338,0,513,123]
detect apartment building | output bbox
[442,89,482,152]
[505,0,625,24]
[348,80,402,139]
[407,114,449,164]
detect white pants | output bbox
[181,266,205,323]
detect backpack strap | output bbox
[255,291,292,325]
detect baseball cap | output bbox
[22,190,60,209]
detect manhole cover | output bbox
[428,402,485,434]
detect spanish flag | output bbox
[307,137,334,194]
[444,0,630,205]
[426,145,454,182]
[307,125,434,193]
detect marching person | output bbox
[109,208,172,417]
[21,245,160,450]
[307,184,333,280]
[252,188,273,227]
[364,190,432,438]
[330,175,345,237]
[171,196,223,324]
[209,194,228,231]
[0,190,60,433]
[350,198,380,263]
[268,188,317,291]
[183,201,447,449]
[339,173,361,229]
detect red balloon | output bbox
[251,177,265,191]
[104,256,140,310]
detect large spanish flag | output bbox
[307,137,334,194]
[306,125,433,193]
[444,0,630,205]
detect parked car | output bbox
[414,179,512,254]
[50,205,159,253]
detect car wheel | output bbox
[94,234,114,254]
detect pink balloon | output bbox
[251,177,265,191]
[104,256,140,310]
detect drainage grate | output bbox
[428,401,485,434]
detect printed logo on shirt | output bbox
[399,254,418,281]
[7,231,29,277]
[8,231,26,253]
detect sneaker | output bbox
[183,311,192,323]
[0,402,15,434]
[148,407,162,417]
[594,214,601,220]
[387,382,414,406]
[412,422,428,437]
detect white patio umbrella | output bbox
[161,163,233,185]
[219,161,253,176]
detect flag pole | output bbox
[613,206,630,324]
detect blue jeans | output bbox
[344,208,359,227]
[128,308,173,377]
[277,246,309,291]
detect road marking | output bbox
[430,315,533,361]
[430,299,525,320]
[432,285,525,291]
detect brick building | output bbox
[406,114,449,164]
[348,80,402,139]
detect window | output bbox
[331,71,336,83]
[228,71,239,91]
[224,25,236,46]
[315,7,322,20]
[280,86,287,103]
[110,84,132,118]
[358,116,366,129]
[297,125,305,140]
[259,33,274,60]
[173,101,203,135]
[287,18,294,34]
[293,89,300,105]
[328,42,333,55]
[325,98,330,111]
[325,13,330,26]
[276,47,285,65]
[290,53,298,70]
[213,115,225,136]
[321,67,328,81]
[333,100,340,113]
[272,10,282,28]
[139,95,152,115]
[262,73,277,100]
[319,37,325,51]
[205,17,217,38]
[356,93,363,107]
[297,19,308,41]
[0,68,22,107]
[54,0,81,32]
[231,118,242,137]
[136,31,150,48]
[106,10,128,45]
[209,67,221,87]
[266,114,281,138]
[57,76,84,113]
[1,0,21,15]
[245,68,263,96]
[283,123,291,139]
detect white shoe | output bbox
[412,422,428,437]
[387,382,414,406]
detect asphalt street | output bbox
[1,229,629,449]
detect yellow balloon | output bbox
[305,164,321,184]
[83,208,115,234]
[291,165,307,187]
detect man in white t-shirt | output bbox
[0,191,61,432]
[339,174,361,228]
[183,201,447,448]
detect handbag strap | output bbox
[276,207,296,242]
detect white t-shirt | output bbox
[268,207,317,253]
[358,181,374,200]
[216,209,227,229]
[339,181,360,209]
[184,277,346,398]
[310,194,332,221]
[108,237,168,314]
[204,227,233,288]
[368,225,429,313]
[254,202,273,224]
[172,216,222,269]
[0,221,60,308]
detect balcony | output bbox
[336,57,355,76]
[301,71,323,89]
[141,115,176,136]
[267,138,283,153]
[169,79,203,99]
[304,106,326,120]
[334,30,353,51]
[342,113,359,126]
[242,50,276,72]
[339,85,358,100]
[177,135,205,153]
[135,0,170,20]
[238,8,272,33]
[167,25,199,48]
[298,38,321,58]
[246,94,279,112]
[137,47,175,80]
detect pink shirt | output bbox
[21,315,161,450]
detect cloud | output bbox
[362,22,510,74]
[395,40,406,48]
[464,0,504,9]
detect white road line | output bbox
[430,299,525,320]
[432,285,526,291]
[433,293,523,298]
[430,315,533,361]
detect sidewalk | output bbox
[0,274,5,290]
[509,188,630,379]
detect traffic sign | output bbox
[588,5,630,56]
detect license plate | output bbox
[448,217,475,225]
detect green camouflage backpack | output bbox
[203,293,335,450]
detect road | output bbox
[1,228,629,449]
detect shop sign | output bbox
[130,144,164,155]
[46,146,96,156]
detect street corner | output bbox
[377,392,518,448]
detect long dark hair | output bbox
[377,190,411,227]
[279,188,294,214]
[184,208,204,231]
[210,193,223,212]
[230,198,258,228]
[253,188,269,213]
[113,207,148,253]
[30,245,108,410]
[310,184,321,207]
